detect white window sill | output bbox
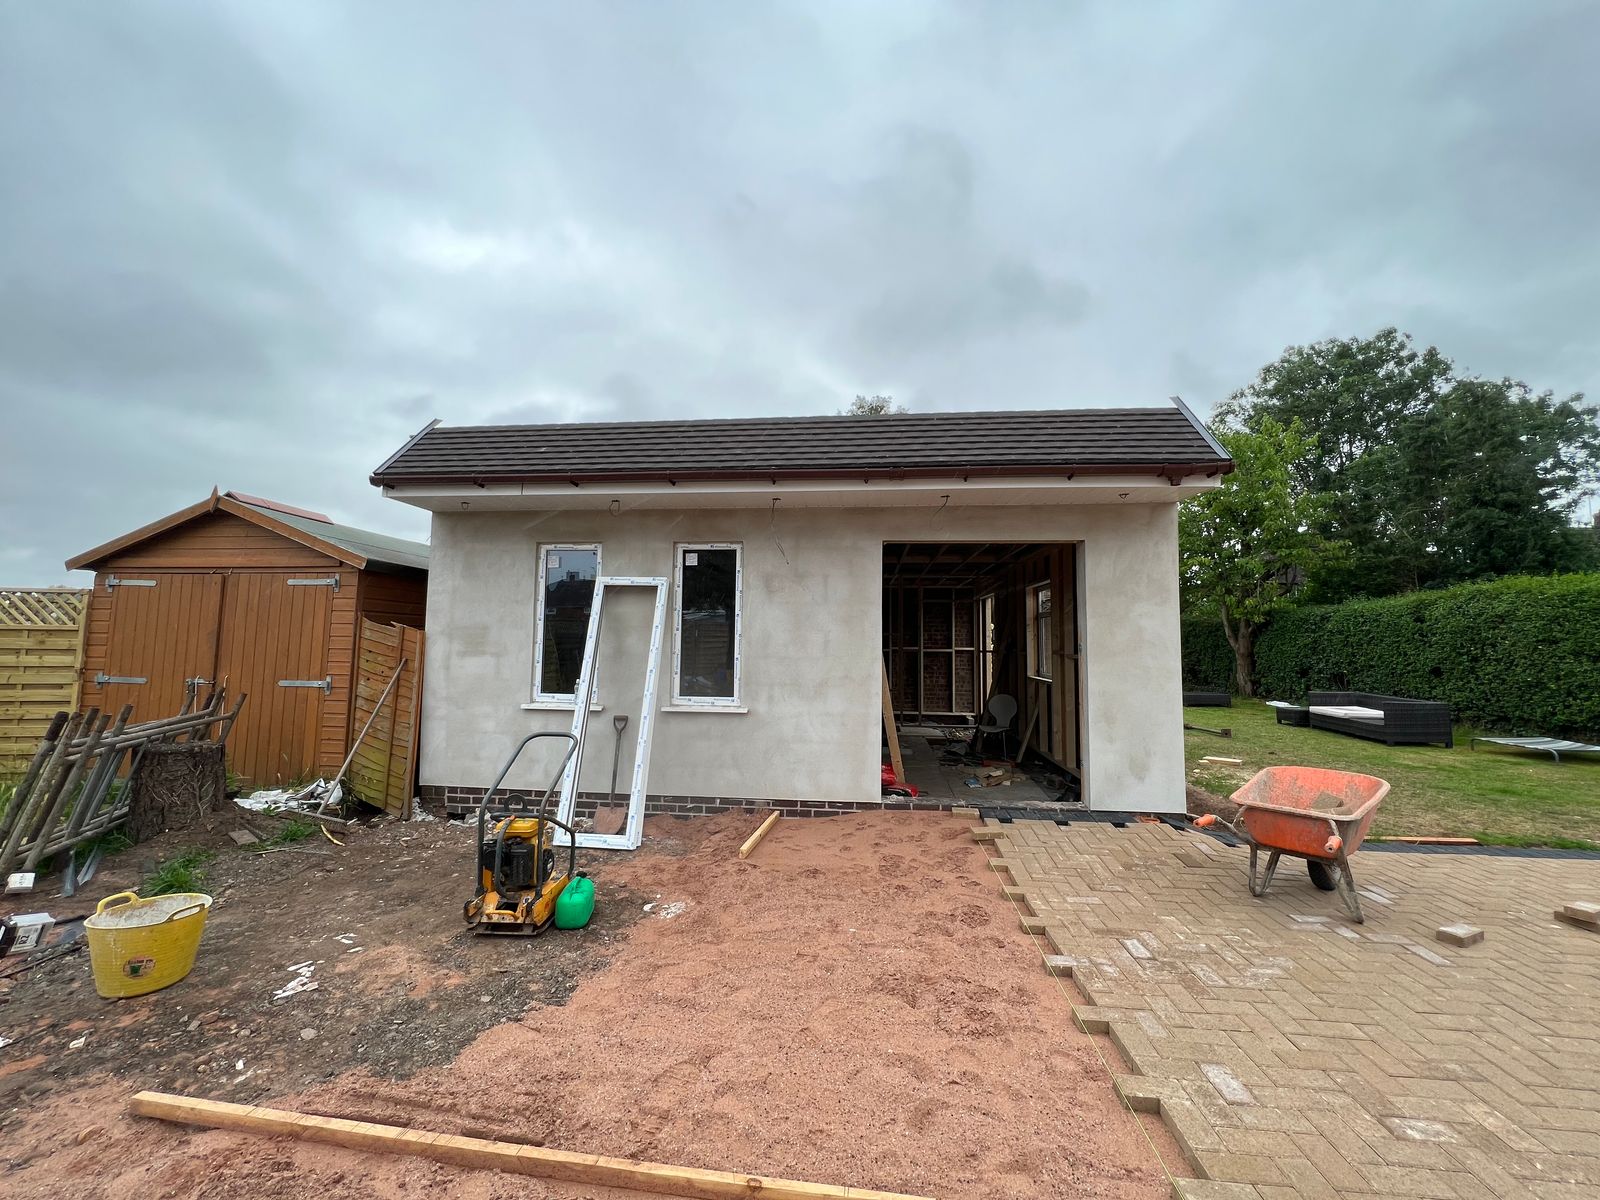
[521,699,604,712]
[660,703,748,714]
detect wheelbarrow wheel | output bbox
[1307,860,1337,891]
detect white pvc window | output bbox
[533,544,600,702]
[672,543,742,705]
[1027,582,1053,681]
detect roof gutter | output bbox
[372,460,1233,489]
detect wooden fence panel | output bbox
[347,618,423,818]
[0,589,89,773]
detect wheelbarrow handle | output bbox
[1323,816,1344,856]
[1193,813,1244,838]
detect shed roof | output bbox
[234,501,431,572]
[370,403,1231,488]
[66,490,429,573]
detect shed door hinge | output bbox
[286,576,340,590]
[95,673,148,685]
[278,676,333,692]
[106,577,157,590]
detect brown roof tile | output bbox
[371,405,1230,487]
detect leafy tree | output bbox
[1393,378,1600,582]
[1179,417,1333,694]
[841,394,907,416]
[1220,330,1600,598]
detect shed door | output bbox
[97,575,223,721]
[215,573,334,787]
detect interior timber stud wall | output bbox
[995,545,1080,773]
[882,542,1080,777]
[882,585,980,719]
[71,504,426,789]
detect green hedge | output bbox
[1181,616,1236,690]
[1252,574,1600,738]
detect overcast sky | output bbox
[2,1,1597,585]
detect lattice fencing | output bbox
[1,588,90,774]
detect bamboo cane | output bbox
[24,711,111,872]
[64,694,223,750]
[60,705,133,846]
[0,712,84,877]
[0,712,67,849]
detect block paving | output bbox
[974,819,1600,1200]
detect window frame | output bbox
[671,542,743,708]
[1027,581,1053,682]
[531,542,602,705]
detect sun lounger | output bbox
[1469,736,1600,764]
[1306,691,1453,747]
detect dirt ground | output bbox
[1,809,1178,1199]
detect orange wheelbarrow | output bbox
[1195,766,1390,922]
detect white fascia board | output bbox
[382,473,1223,512]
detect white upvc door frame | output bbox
[551,576,668,851]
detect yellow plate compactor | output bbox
[464,732,584,935]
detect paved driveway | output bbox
[974,818,1600,1200]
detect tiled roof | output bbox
[372,405,1231,487]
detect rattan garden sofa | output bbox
[1307,691,1453,748]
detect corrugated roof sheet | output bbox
[235,501,430,571]
[371,405,1230,486]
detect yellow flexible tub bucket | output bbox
[84,891,213,999]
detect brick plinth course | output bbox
[975,818,1600,1200]
[417,785,973,820]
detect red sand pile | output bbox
[5,812,1175,1199]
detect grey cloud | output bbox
[1,0,1596,585]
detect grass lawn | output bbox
[1183,700,1600,850]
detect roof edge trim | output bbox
[1171,395,1230,463]
[369,418,441,486]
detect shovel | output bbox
[600,714,630,836]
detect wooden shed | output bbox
[66,490,428,791]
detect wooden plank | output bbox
[880,659,905,783]
[127,1092,931,1200]
[1016,704,1040,760]
[738,811,781,861]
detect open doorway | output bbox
[882,542,1083,807]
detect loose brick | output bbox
[1436,924,1484,948]
[1555,909,1600,932]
